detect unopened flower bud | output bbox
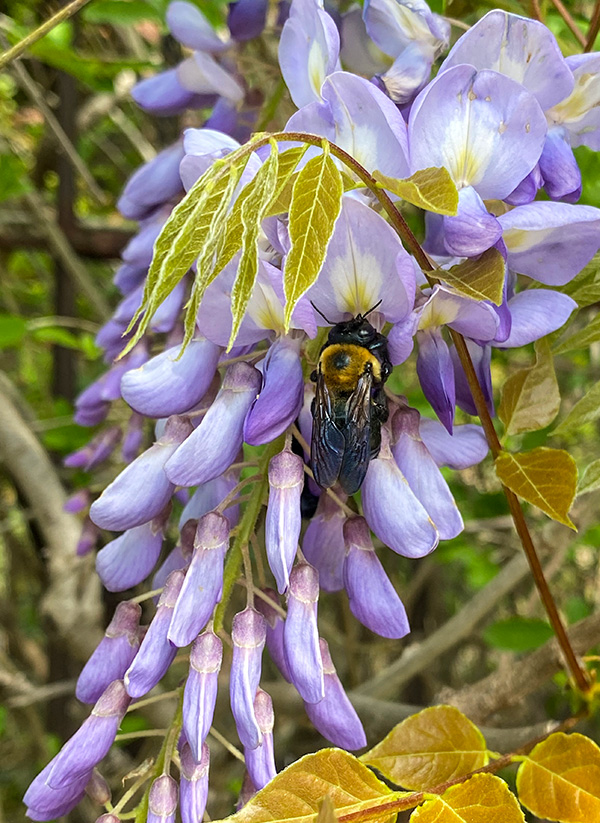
[302,491,347,592]
[24,762,91,821]
[77,601,142,703]
[168,513,229,647]
[244,689,276,790]
[183,630,223,760]
[96,510,168,592]
[86,769,111,805]
[148,775,178,823]
[255,588,291,682]
[265,449,304,593]
[230,607,266,749]
[284,564,324,704]
[124,571,183,698]
[179,742,210,823]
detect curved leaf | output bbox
[516,733,600,823]
[495,448,577,529]
[577,459,600,496]
[374,167,459,216]
[411,774,524,823]
[211,748,400,823]
[553,380,600,437]
[498,339,560,436]
[283,145,343,330]
[440,248,505,305]
[361,706,488,791]
[553,312,600,355]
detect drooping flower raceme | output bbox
[30,0,600,820]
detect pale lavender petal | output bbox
[451,340,494,417]
[304,639,366,750]
[90,417,192,531]
[375,41,432,105]
[183,631,223,760]
[391,406,463,540]
[179,470,240,530]
[180,743,210,823]
[96,518,165,592]
[230,607,267,749]
[442,186,502,257]
[419,284,499,342]
[168,513,229,647]
[505,166,542,206]
[244,337,304,446]
[363,0,447,60]
[409,65,547,200]
[548,53,600,150]
[416,328,455,433]
[279,0,340,108]
[132,69,215,116]
[343,517,410,639]
[124,572,183,698]
[255,588,291,682]
[308,196,416,324]
[362,430,439,558]
[539,128,581,202]
[121,339,221,418]
[265,449,304,593]
[121,209,170,266]
[122,412,145,463]
[302,491,346,592]
[25,761,90,820]
[340,6,388,77]
[499,201,600,285]
[419,418,488,469]
[165,362,262,487]
[167,1,230,50]
[177,52,243,104]
[496,290,577,348]
[118,148,183,221]
[76,602,141,704]
[440,10,573,110]
[284,564,324,703]
[387,312,418,366]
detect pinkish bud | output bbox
[147,775,178,823]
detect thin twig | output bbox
[209,727,246,762]
[548,0,587,46]
[585,0,600,50]
[0,0,93,69]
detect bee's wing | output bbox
[338,368,373,496]
[311,369,345,490]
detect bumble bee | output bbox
[310,301,392,495]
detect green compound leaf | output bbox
[553,311,600,355]
[553,380,600,437]
[412,774,524,823]
[439,248,505,305]
[121,152,250,357]
[498,339,560,436]
[495,447,577,529]
[283,145,343,331]
[263,145,311,217]
[211,748,401,823]
[215,145,309,274]
[373,167,459,215]
[228,142,281,349]
[576,459,600,496]
[516,733,600,823]
[483,617,554,653]
[361,705,488,791]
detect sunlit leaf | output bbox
[498,339,560,436]
[283,145,343,330]
[411,774,524,823]
[516,733,600,823]
[373,167,459,215]
[361,706,488,791]
[495,448,577,529]
[553,381,600,436]
[262,145,311,218]
[228,143,281,348]
[483,617,554,653]
[0,315,26,348]
[439,248,505,305]
[316,796,338,823]
[577,459,600,496]
[561,252,600,308]
[211,748,401,823]
[553,312,600,355]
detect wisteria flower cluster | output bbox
[26,0,600,820]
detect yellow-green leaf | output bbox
[228,144,281,348]
[498,339,560,436]
[283,146,343,330]
[211,748,401,823]
[553,380,600,437]
[516,732,600,823]
[553,312,600,355]
[561,252,600,307]
[495,447,577,529]
[577,459,600,496]
[411,774,524,823]
[316,796,338,823]
[361,706,488,791]
[439,248,505,305]
[374,167,459,215]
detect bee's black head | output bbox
[327,315,378,346]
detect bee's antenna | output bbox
[310,301,333,325]
[364,299,383,318]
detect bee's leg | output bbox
[371,384,389,424]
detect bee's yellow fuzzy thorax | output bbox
[320,344,381,390]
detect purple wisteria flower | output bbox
[35,0,600,818]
